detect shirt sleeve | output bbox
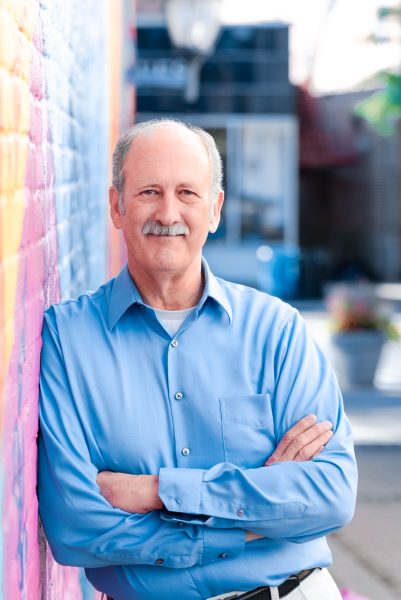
[158,309,358,542]
[38,311,245,568]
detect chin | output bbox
[149,251,186,270]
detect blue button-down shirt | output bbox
[38,260,357,600]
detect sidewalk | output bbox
[297,302,401,600]
[329,446,401,600]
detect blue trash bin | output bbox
[257,243,300,299]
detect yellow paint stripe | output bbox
[0,0,38,433]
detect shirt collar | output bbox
[199,257,232,322]
[108,264,143,329]
[108,257,232,330]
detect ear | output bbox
[109,186,123,229]
[209,191,224,233]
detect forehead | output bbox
[124,124,211,184]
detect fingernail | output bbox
[324,420,333,429]
[309,414,317,423]
[265,457,275,466]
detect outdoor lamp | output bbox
[165,0,223,102]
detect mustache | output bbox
[142,220,190,236]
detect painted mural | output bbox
[0,0,125,597]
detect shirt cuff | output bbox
[159,467,203,514]
[202,526,245,564]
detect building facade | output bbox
[133,20,298,288]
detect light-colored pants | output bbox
[208,568,342,600]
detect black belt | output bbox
[225,568,317,599]
[106,568,317,600]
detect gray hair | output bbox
[112,118,223,215]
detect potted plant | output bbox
[325,282,399,388]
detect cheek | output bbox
[123,207,150,228]
[184,208,212,231]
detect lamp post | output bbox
[164,0,223,103]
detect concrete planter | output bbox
[329,330,387,388]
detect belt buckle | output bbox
[212,569,316,600]
[279,570,315,598]
[278,573,301,598]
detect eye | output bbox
[140,189,158,197]
[180,189,197,197]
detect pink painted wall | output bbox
[0,0,127,597]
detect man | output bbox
[38,120,357,600]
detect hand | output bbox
[264,414,333,466]
[96,471,164,513]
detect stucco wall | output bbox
[0,0,124,597]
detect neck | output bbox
[127,259,204,310]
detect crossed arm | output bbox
[97,415,334,523]
[39,309,356,568]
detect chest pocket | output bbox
[220,394,276,468]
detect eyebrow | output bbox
[137,182,200,189]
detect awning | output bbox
[298,85,358,169]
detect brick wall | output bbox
[0,0,125,597]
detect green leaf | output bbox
[355,73,401,136]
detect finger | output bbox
[283,423,332,462]
[312,446,325,459]
[265,414,317,464]
[294,430,333,461]
[265,418,332,465]
[285,420,333,461]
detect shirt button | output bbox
[237,508,245,517]
[175,392,183,401]
[171,339,179,347]
[155,558,164,565]
[219,552,230,559]
[181,447,190,456]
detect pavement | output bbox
[297,302,401,600]
[329,446,401,600]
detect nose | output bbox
[152,191,181,225]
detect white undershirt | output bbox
[154,306,196,336]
